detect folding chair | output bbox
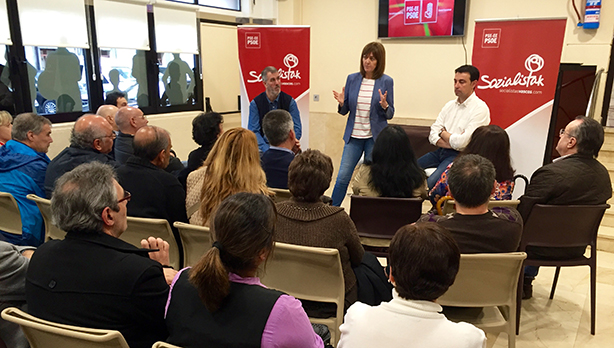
[173,221,211,268]
[259,242,344,346]
[121,217,181,270]
[438,252,526,348]
[0,192,22,235]
[152,341,182,348]
[349,195,423,257]
[515,204,609,335]
[26,194,67,241]
[1,307,129,348]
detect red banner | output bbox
[472,19,566,193]
[238,26,310,147]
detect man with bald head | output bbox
[96,104,119,132]
[114,106,183,173]
[44,114,118,198]
[116,126,188,263]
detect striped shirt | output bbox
[351,78,375,139]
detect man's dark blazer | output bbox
[517,153,612,258]
[26,232,169,348]
[261,148,294,189]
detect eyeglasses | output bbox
[118,191,131,204]
[559,128,575,138]
[101,133,117,140]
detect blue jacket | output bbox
[339,73,394,143]
[0,140,50,246]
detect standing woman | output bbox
[332,42,394,206]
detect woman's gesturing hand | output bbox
[379,89,388,109]
[333,87,345,107]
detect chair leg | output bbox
[508,304,516,348]
[549,267,561,300]
[590,262,596,335]
[516,272,523,335]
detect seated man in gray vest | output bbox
[419,154,522,253]
[248,66,301,153]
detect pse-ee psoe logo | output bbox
[482,28,501,48]
[404,0,438,25]
[478,54,546,92]
[245,32,261,49]
[247,53,302,83]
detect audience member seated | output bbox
[165,192,323,348]
[419,154,522,253]
[96,105,119,132]
[178,112,223,188]
[429,124,515,206]
[104,91,128,108]
[0,241,35,348]
[0,113,52,246]
[116,126,188,261]
[518,116,612,299]
[275,149,364,312]
[114,107,184,174]
[337,222,486,348]
[44,114,118,198]
[186,127,271,226]
[0,111,12,146]
[261,109,300,189]
[26,162,174,348]
[352,125,426,198]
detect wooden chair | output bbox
[349,195,423,257]
[152,341,182,348]
[438,252,527,348]
[26,194,67,241]
[0,192,22,235]
[121,217,181,270]
[1,307,129,348]
[173,221,211,268]
[515,204,609,335]
[259,242,344,346]
[270,188,292,203]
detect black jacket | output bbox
[26,232,169,348]
[261,148,294,189]
[114,132,184,174]
[44,145,117,198]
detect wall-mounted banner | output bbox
[238,25,310,148]
[472,18,566,195]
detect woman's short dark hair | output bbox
[192,112,223,148]
[389,222,460,301]
[360,42,386,80]
[288,149,333,202]
[368,125,425,197]
[189,192,276,312]
[460,125,514,182]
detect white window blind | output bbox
[93,0,149,50]
[154,2,198,54]
[199,0,240,11]
[17,0,89,48]
[0,0,11,45]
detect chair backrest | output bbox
[259,242,345,344]
[121,217,181,269]
[26,194,67,241]
[152,342,182,348]
[270,188,292,203]
[438,252,527,308]
[442,199,521,215]
[349,195,423,239]
[173,221,211,268]
[520,204,609,250]
[1,307,130,348]
[0,192,22,235]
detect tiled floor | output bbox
[336,191,614,348]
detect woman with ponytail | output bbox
[164,192,323,348]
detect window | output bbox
[198,0,240,11]
[25,46,90,115]
[2,0,203,121]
